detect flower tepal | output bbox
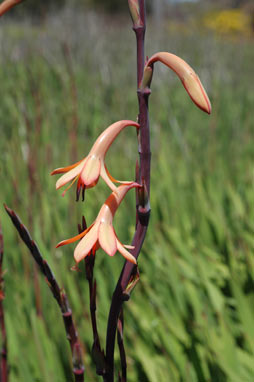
[56,183,141,264]
[51,120,140,200]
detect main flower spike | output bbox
[142,52,211,114]
[56,183,141,264]
[51,120,140,200]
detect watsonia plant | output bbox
[0,0,211,381]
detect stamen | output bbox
[82,185,86,202]
[76,177,82,201]
[62,174,79,198]
[76,187,81,202]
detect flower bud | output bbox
[140,65,153,90]
[138,178,150,213]
[72,343,84,372]
[146,52,211,114]
[128,0,142,27]
[123,267,140,299]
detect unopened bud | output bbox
[140,65,153,90]
[147,52,211,114]
[73,343,84,371]
[124,267,140,299]
[92,340,106,376]
[138,178,150,213]
[128,0,142,27]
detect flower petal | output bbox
[80,155,101,187]
[56,225,92,248]
[100,163,118,191]
[74,223,99,263]
[51,158,84,175]
[98,222,117,256]
[61,174,80,197]
[104,163,133,185]
[91,120,140,158]
[55,158,87,190]
[116,239,136,264]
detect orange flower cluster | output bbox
[52,52,211,265]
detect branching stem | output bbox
[4,205,85,382]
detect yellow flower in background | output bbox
[203,9,251,36]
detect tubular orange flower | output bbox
[51,120,140,200]
[142,52,211,114]
[56,183,140,264]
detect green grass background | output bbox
[0,8,254,382]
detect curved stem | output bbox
[104,1,151,381]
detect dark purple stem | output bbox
[86,263,106,376]
[0,220,8,382]
[117,309,126,382]
[4,205,85,382]
[135,0,146,87]
[104,1,151,381]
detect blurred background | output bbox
[0,0,254,381]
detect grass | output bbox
[0,7,254,382]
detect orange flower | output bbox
[142,52,211,114]
[56,183,140,264]
[51,120,139,200]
